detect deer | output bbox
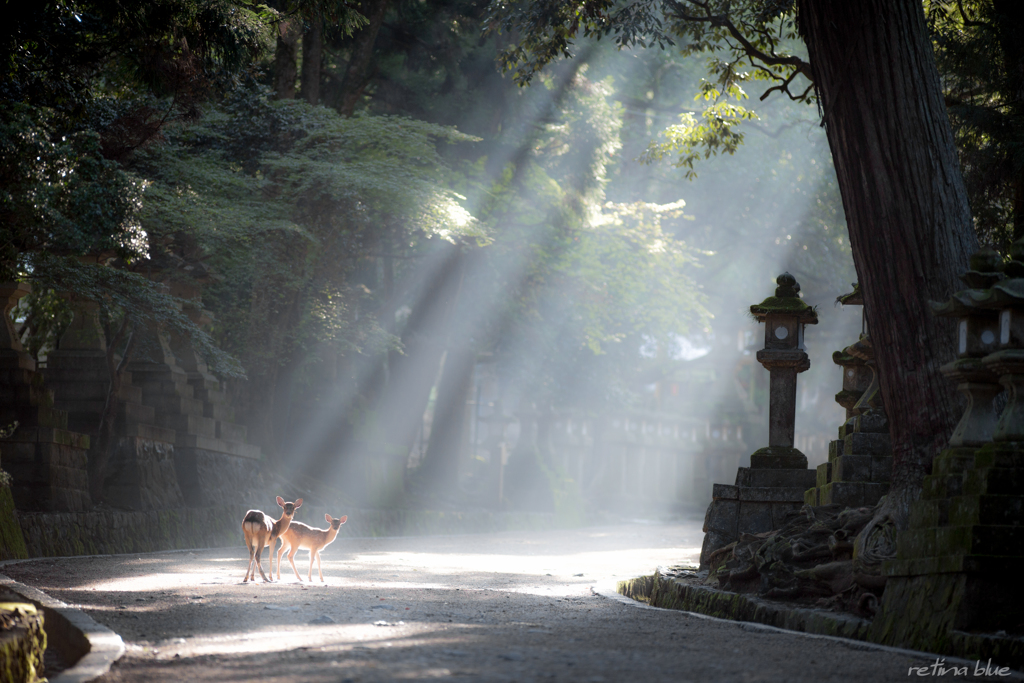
[275,513,348,582]
[241,496,303,583]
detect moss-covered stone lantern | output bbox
[748,272,818,469]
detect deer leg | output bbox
[289,545,302,581]
[276,541,287,581]
[316,550,325,582]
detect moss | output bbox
[0,602,45,683]
[749,296,818,323]
[0,485,28,560]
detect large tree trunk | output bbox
[797,0,978,525]
[337,0,390,116]
[299,17,323,105]
[274,19,301,100]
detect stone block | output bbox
[737,502,774,535]
[932,447,977,476]
[820,481,889,507]
[949,495,1024,527]
[908,498,944,529]
[805,487,818,506]
[215,420,246,442]
[712,483,739,500]
[844,432,891,456]
[962,467,1024,496]
[144,394,204,416]
[749,446,808,469]
[738,486,807,503]
[157,412,216,437]
[704,499,739,534]
[834,454,872,482]
[746,467,816,489]
[734,467,751,487]
[828,439,844,463]
[816,462,831,488]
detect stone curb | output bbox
[592,578,1024,680]
[0,573,124,683]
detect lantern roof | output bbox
[836,282,863,306]
[749,273,818,325]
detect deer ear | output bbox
[338,516,348,524]
[294,498,303,508]
[276,496,284,506]
[325,513,332,523]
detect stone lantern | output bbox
[930,246,1004,447]
[700,273,818,568]
[748,272,818,468]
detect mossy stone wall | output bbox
[0,486,27,561]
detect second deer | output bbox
[241,496,303,583]
[276,513,348,582]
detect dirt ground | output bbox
[3,520,1007,682]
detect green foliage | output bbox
[926,0,1024,250]
[0,104,147,280]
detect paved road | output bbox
[3,520,990,682]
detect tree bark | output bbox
[274,19,301,100]
[337,0,390,116]
[797,0,978,524]
[299,17,323,105]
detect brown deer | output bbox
[241,496,303,583]
[275,513,348,582]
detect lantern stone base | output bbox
[871,441,1024,650]
[699,457,816,569]
[804,411,892,508]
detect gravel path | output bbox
[2,520,994,682]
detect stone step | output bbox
[897,525,1024,560]
[843,432,891,456]
[177,433,261,459]
[143,394,205,417]
[833,454,892,483]
[215,420,246,442]
[816,461,831,488]
[828,439,844,462]
[818,481,889,507]
[949,494,1024,527]
[204,401,234,421]
[922,471,964,500]
[932,447,977,475]
[733,467,816,489]
[119,421,177,443]
[908,498,947,529]
[885,554,1021,578]
[136,376,194,399]
[157,413,217,438]
[962,467,1024,496]
[804,487,819,506]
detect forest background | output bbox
[1,0,1015,508]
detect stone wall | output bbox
[17,506,246,557]
[176,448,265,507]
[104,437,184,510]
[16,506,561,558]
